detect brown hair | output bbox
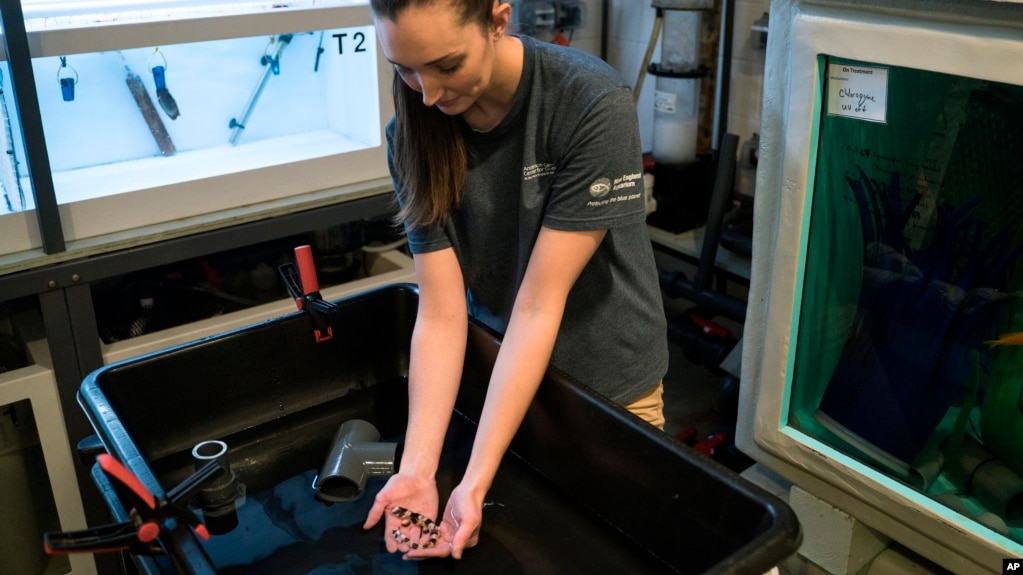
[371,0,496,228]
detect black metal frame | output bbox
[0,0,65,253]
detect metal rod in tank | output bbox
[229,34,293,146]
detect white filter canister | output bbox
[652,76,700,165]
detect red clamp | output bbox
[693,432,729,458]
[674,425,699,445]
[278,245,339,343]
[43,454,225,556]
[689,314,732,340]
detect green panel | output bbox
[788,55,1023,545]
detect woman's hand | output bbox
[399,227,605,561]
[404,481,484,560]
[362,472,439,555]
[365,247,466,557]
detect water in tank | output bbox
[788,55,1023,543]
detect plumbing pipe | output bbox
[712,0,734,154]
[657,134,747,323]
[695,133,738,292]
[947,436,1023,523]
[634,8,662,103]
[191,440,243,516]
[659,268,748,322]
[314,419,400,503]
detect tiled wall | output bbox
[602,2,661,153]
[514,0,604,55]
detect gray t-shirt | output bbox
[389,35,668,404]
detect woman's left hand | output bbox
[404,482,483,560]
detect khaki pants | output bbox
[625,381,665,430]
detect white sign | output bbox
[826,63,888,123]
[654,90,677,114]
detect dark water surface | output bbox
[201,470,412,574]
[177,412,671,575]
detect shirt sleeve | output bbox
[542,86,648,231]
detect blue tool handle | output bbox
[152,65,167,90]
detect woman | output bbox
[362,0,669,560]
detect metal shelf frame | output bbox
[0,4,396,574]
[0,0,64,253]
[1,193,394,575]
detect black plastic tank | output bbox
[78,284,800,575]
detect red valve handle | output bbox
[295,245,319,295]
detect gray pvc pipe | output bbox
[314,419,398,503]
[191,439,243,514]
[949,438,1023,523]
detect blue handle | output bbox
[60,77,75,101]
[152,65,167,90]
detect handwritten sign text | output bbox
[827,63,888,123]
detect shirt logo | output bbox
[589,178,612,198]
[523,162,556,181]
